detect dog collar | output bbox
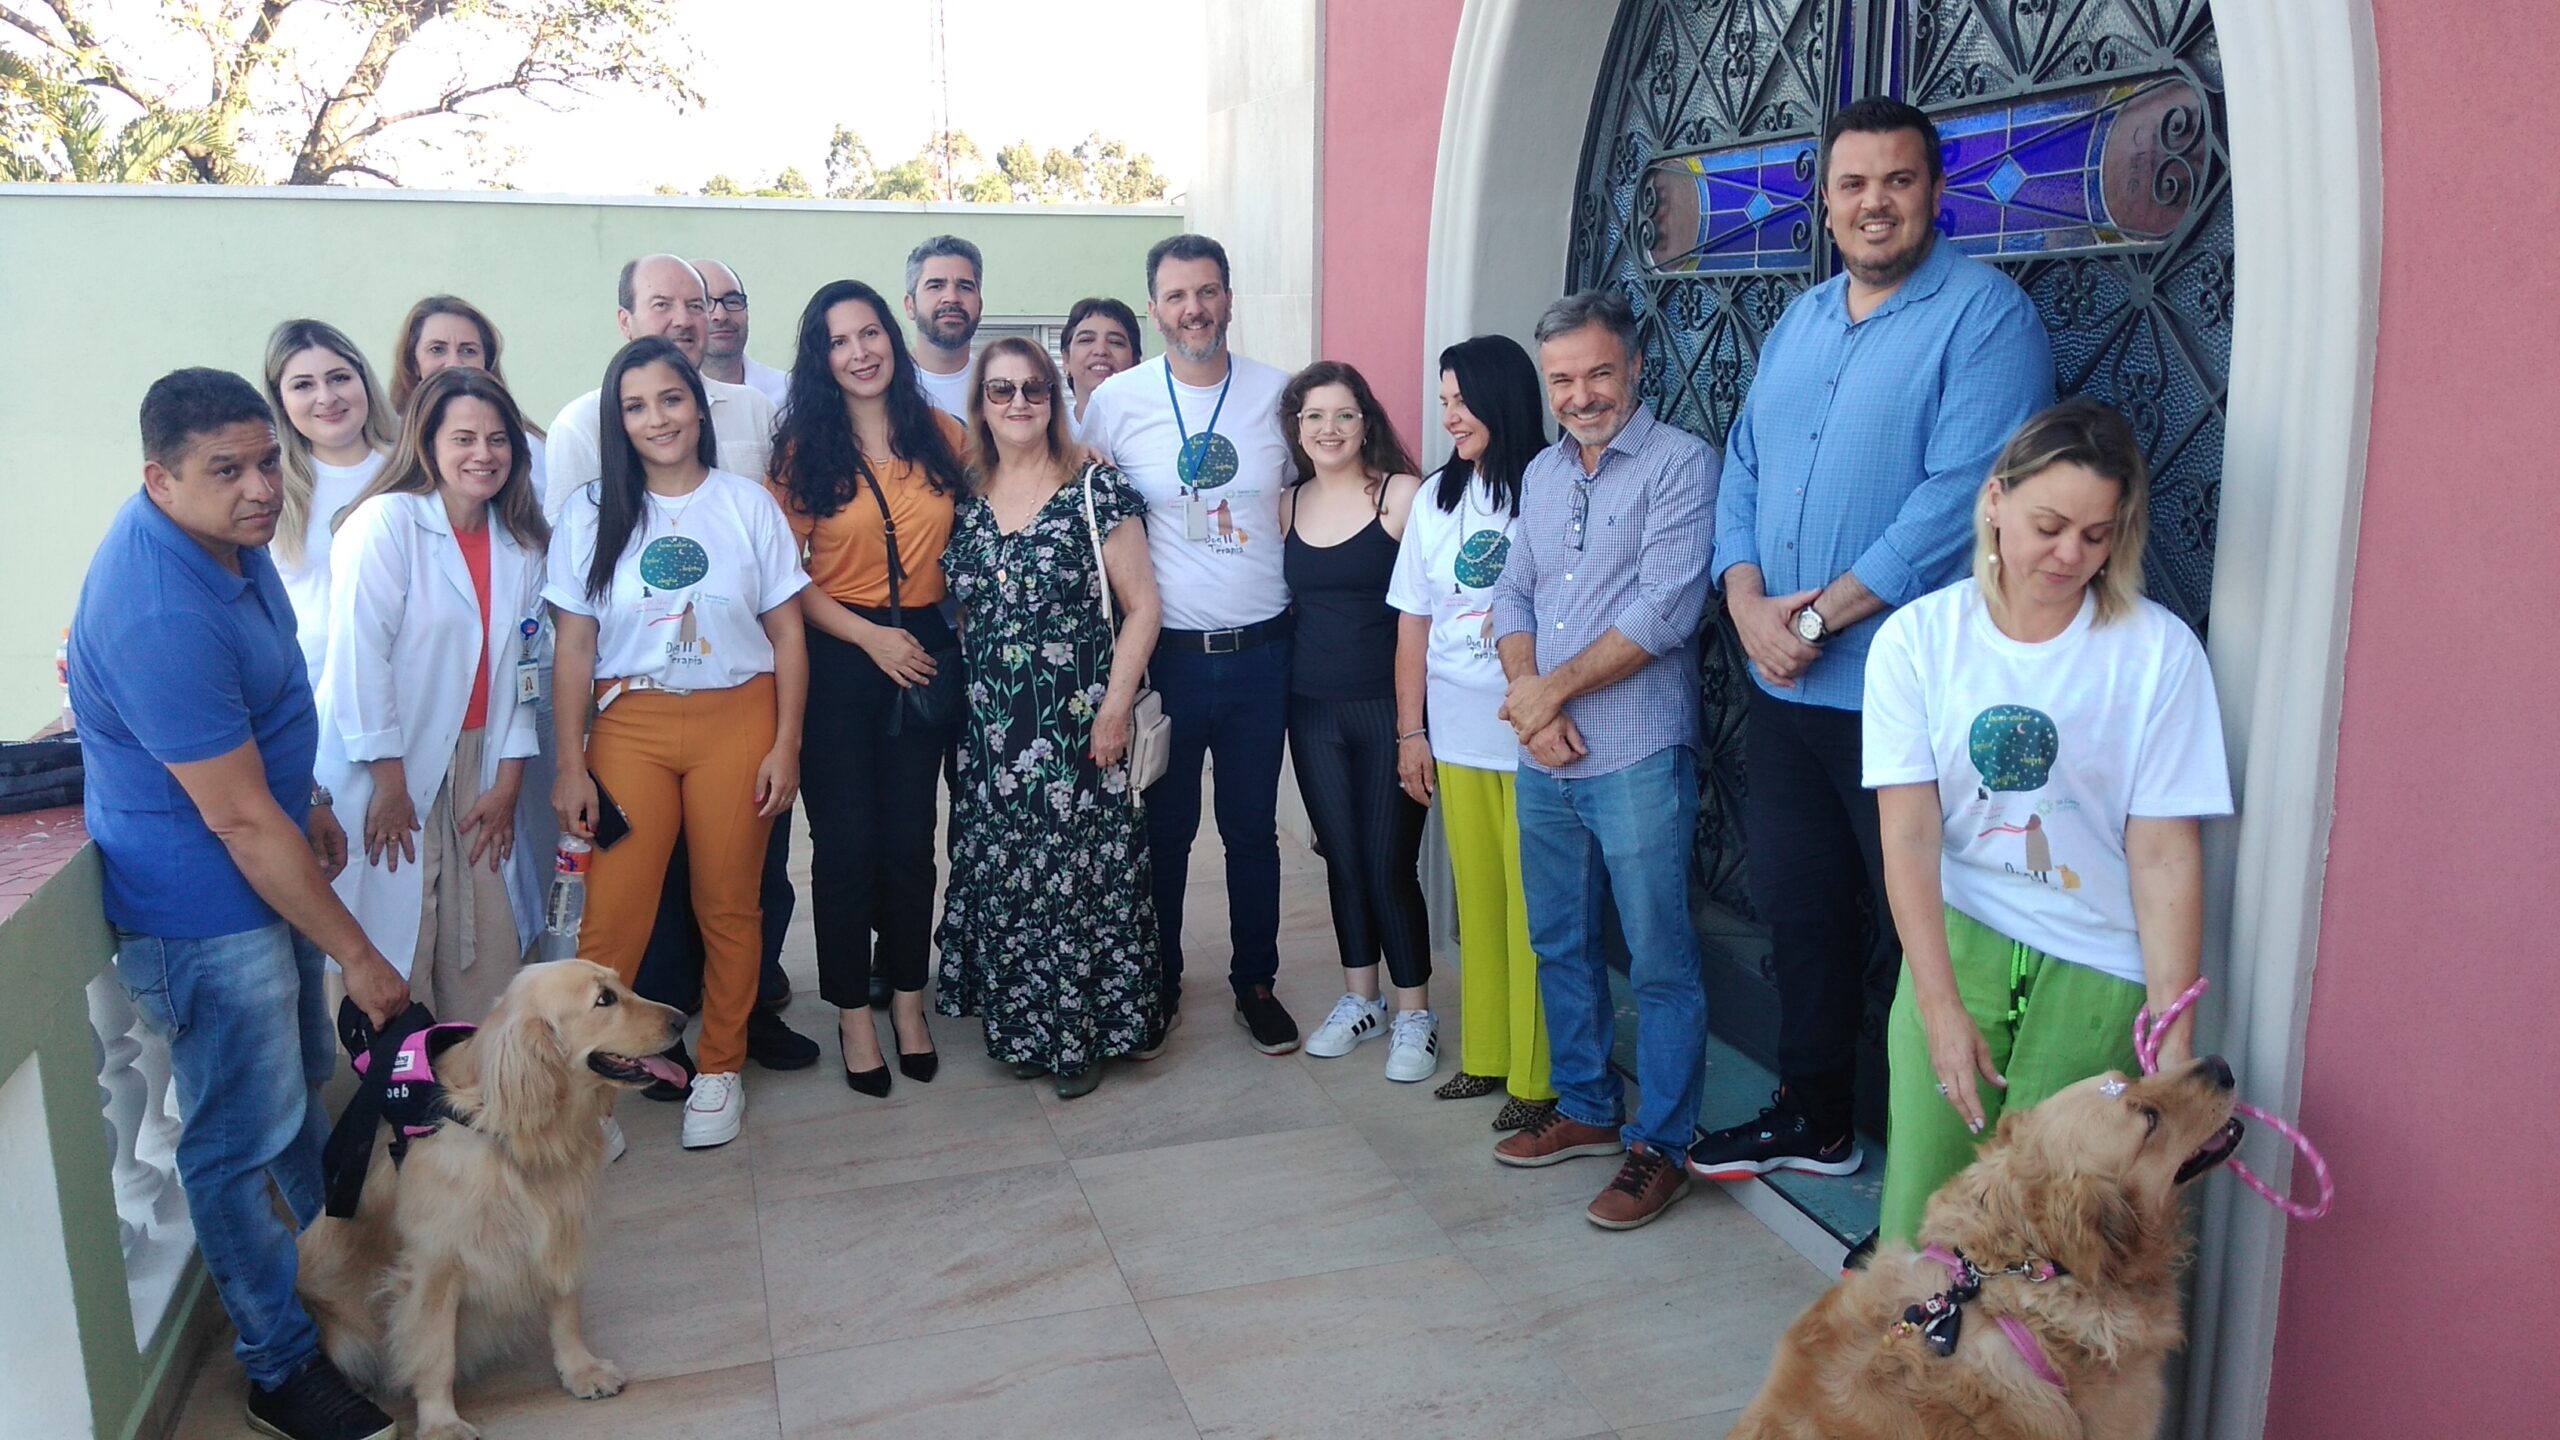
[1892,1245,2071,1393]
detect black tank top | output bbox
[1283,483,1400,701]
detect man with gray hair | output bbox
[903,233,984,422]
[540,253,778,511]
[1486,287,1719,1231]
[696,257,790,409]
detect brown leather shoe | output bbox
[1586,1142,1690,1230]
[1492,1105,1622,1168]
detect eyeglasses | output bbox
[706,293,749,313]
[1566,478,1593,553]
[982,378,1053,404]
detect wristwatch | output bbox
[310,784,334,809]
[1792,605,1831,645]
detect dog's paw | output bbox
[557,1354,627,1400]
[418,1420,482,1440]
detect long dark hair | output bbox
[1278,360,1419,491]
[585,336,717,602]
[772,279,968,519]
[1431,334,1545,517]
[350,367,549,554]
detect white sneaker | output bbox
[681,1072,744,1149]
[601,1114,628,1164]
[1303,993,1387,1058]
[1385,1009,1440,1083]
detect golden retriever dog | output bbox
[1729,1055,2244,1440]
[297,960,686,1440]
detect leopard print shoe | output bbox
[1434,1071,1502,1101]
[1492,1097,1559,1132]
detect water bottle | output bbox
[545,837,591,955]
[54,627,73,730]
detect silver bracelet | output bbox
[310,784,334,809]
[1397,728,1428,742]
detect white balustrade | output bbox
[87,965,195,1351]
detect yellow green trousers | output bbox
[1438,762,1552,1102]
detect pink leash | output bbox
[2132,977,2334,1221]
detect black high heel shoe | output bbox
[897,1041,939,1084]
[843,1061,892,1097]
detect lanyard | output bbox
[1164,362,1233,493]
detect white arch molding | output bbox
[1418,4,2382,1436]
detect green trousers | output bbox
[1877,906,2145,1244]
[1438,761,1553,1102]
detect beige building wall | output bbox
[1191,0,1323,371]
[0,187,1180,738]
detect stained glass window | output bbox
[1935,77,2208,257]
[1640,142,1819,275]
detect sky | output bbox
[463,0,1206,197]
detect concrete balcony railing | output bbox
[0,807,216,1440]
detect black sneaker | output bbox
[1840,1227,1880,1277]
[1686,1088,1863,1181]
[1129,1009,1181,1061]
[746,1008,820,1071]
[641,1040,697,1102]
[1233,986,1300,1054]
[246,1356,394,1440]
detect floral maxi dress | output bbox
[935,470,1162,1072]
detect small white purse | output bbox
[1080,464,1171,794]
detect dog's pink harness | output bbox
[1901,1245,2071,1393]
[350,1022,477,1147]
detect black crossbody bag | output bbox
[865,474,966,735]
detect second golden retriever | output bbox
[1729,1055,2244,1440]
[296,959,685,1440]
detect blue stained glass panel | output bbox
[1933,77,2209,258]
[1641,141,1818,275]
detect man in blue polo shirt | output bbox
[1694,98,2054,1190]
[71,368,410,1440]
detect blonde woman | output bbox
[315,368,550,1022]
[264,318,397,682]
[1863,397,2233,1242]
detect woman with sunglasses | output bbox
[935,340,1164,1098]
[768,279,971,1096]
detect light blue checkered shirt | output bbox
[1712,235,2054,710]
[1491,404,1720,778]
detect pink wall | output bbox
[2266,3,2560,1433]
[1319,0,1466,455]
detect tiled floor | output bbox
[171,814,1827,1439]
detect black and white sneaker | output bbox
[1130,1009,1181,1061]
[246,1356,395,1440]
[1687,1088,1863,1181]
[1304,993,1386,1057]
[1234,986,1301,1055]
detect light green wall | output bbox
[0,187,1181,739]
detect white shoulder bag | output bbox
[1081,464,1171,794]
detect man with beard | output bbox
[1694,98,2053,1193]
[696,257,790,409]
[1076,233,1302,1054]
[903,234,984,423]
[1485,289,1718,1231]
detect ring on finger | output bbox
[1934,1081,1949,1095]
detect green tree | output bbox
[823,125,876,199]
[0,0,697,185]
[0,49,226,181]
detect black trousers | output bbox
[633,810,794,1014]
[1288,695,1432,991]
[802,616,951,1008]
[1740,686,1897,1135]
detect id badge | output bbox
[1184,491,1209,541]
[516,659,541,705]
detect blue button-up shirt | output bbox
[1491,404,1719,778]
[1712,235,2054,710]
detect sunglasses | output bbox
[982,378,1053,404]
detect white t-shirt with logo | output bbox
[1078,353,1292,632]
[1862,578,2234,985]
[913,359,976,424]
[1386,473,1521,772]
[278,450,389,683]
[541,470,808,693]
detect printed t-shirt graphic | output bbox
[1074,354,1291,631]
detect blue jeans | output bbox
[1514,746,1708,1162]
[112,921,336,1389]
[1146,633,1291,1009]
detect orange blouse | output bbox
[769,414,968,608]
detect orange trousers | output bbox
[580,674,776,1074]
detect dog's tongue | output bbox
[637,1053,690,1087]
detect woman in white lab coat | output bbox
[316,367,551,1021]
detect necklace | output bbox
[650,481,706,534]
